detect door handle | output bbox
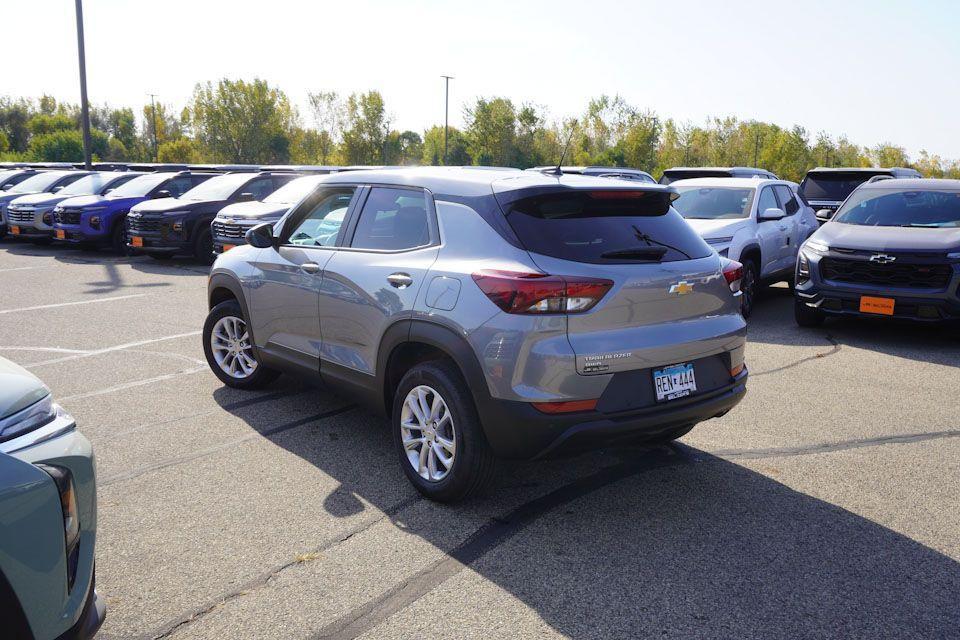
[387,272,414,289]
[300,262,321,275]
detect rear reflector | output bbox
[730,363,744,377]
[531,399,598,414]
[721,258,744,293]
[472,270,612,315]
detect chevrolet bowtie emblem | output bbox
[669,281,694,295]
[869,253,896,264]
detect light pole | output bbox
[441,75,453,165]
[148,93,159,162]
[74,0,92,169]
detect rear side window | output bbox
[350,187,430,251]
[773,185,799,215]
[505,190,712,263]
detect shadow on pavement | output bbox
[213,382,960,639]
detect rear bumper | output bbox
[477,368,748,459]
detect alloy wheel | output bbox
[210,315,258,379]
[400,385,457,481]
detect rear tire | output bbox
[392,360,495,503]
[202,300,280,389]
[794,298,825,327]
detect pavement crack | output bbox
[751,334,840,377]
[710,428,960,460]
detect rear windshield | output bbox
[799,172,887,202]
[659,170,731,185]
[833,189,960,228]
[505,190,712,263]
[673,186,755,219]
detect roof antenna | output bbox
[544,121,577,176]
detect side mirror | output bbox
[816,208,835,222]
[154,190,172,199]
[245,222,275,248]
[1,184,12,191]
[51,185,64,193]
[237,192,255,202]
[759,207,785,221]
[103,188,114,195]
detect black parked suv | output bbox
[659,166,777,185]
[126,172,296,263]
[795,179,960,325]
[799,167,922,224]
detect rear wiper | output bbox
[632,225,692,260]
[600,247,668,261]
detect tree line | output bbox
[1,78,958,182]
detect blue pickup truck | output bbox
[52,171,212,252]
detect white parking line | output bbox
[25,331,202,367]
[0,294,147,315]
[0,265,48,273]
[59,365,207,402]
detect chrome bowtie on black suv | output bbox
[202,167,749,502]
[795,178,960,325]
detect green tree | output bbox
[868,143,909,168]
[385,130,423,165]
[187,78,296,163]
[0,97,33,152]
[341,91,389,164]
[157,138,200,163]
[306,91,344,163]
[421,125,470,165]
[464,97,518,166]
[28,113,76,136]
[28,129,108,161]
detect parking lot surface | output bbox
[1,241,958,640]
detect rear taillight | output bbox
[472,270,613,314]
[532,398,598,414]
[721,258,743,293]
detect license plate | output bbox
[131,236,143,248]
[222,244,236,252]
[859,296,895,316]
[55,229,66,240]
[10,225,19,235]
[653,362,697,402]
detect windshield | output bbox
[107,173,173,198]
[506,190,712,263]
[833,189,960,228]
[59,173,124,196]
[180,173,254,201]
[800,172,886,202]
[8,172,66,193]
[673,187,755,219]
[264,176,321,204]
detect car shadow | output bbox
[212,383,960,638]
[748,283,960,369]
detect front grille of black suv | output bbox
[212,221,247,239]
[820,257,952,289]
[56,209,83,225]
[126,216,163,235]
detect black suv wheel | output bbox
[392,360,495,503]
[203,300,280,389]
[794,298,825,327]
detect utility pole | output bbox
[148,93,159,162]
[441,75,453,165]
[74,0,92,169]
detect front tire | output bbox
[194,228,215,265]
[794,298,825,327]
[203,300,280,389]
[392,360,495,503]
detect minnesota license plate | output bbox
[10,225,20,235]
[653,362,697,402]
[55,229,66,240]
[859,296,894,316]
[131,236,143,248]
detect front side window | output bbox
[283,187,356,247]
[833,189,960,228]
[673,187,755,220]
[757,187,779,216]
[350,188,430,251]
[0,171,32,191]
[241,177,278,201]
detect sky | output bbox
[5,0,960,160]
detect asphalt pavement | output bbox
[0,240,957,640]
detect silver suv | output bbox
[203,167,749,502]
